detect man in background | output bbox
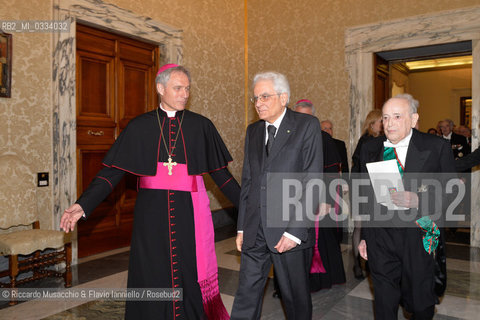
[439,119,470,159]
[320,119,349,173]
[293,100,346,291]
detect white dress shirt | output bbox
[384,129,413,168]
[264,107,286,144]
[442,132,452,141]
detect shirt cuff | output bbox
[237,230,243,233]
[283,232,301,244]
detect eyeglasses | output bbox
[250,93,280,104]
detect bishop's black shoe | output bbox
[353,265,365,280]
[272,290,282,299]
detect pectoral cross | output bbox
[163,157,177,175]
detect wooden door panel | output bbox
[76,51,115,127]
[77,146,124,257]
[118,60,152,129]
[119,41,154,64]
[77,126,116,145]
[374,53,390,109]
[77,147,118,229]
[77,147,116,209]
[76,24,158,258]
[76,24,115,56]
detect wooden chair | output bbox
[0,155,72,305]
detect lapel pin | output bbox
[287,130,291,133]
[417,185,428,193]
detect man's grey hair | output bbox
[293,101,315,114]
[253,71,290,105]
[390,93,419,114]
[155,65,191,86]
[320,119,333,128]
[444,119,454,129]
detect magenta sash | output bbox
[139,164,198,192]
[139,163,229,319]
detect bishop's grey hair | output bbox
[155,66,191,86]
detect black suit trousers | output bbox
[365,227,436,319]
[231,226,313,320]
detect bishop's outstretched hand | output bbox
[60,203,85,233]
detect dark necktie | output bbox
[383,147,404,177]
[266,125,276,156]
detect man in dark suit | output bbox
[456,146,480,171]
[357,94,455,319]
[320,120,349,173]
[231,72,323,319]
[440,119,470,159]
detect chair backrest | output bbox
[0,154,37,229]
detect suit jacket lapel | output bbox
[265,108,294,164]
[251,120,266,168]
[404,129,430,172]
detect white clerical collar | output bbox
[384,129,413,148]
[443,132,452,140]
[265,107,287,134]
[160,104,177,118]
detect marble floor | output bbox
[0,226,479,320]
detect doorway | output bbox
[374,41,472,130]
[374,42,472,245]
[76,24,159,257]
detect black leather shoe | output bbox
[353,265,365,280]
[272,290,282,299]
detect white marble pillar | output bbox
[470,39,480,247]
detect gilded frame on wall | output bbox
[460,96,472,128]
[0,30,12,98]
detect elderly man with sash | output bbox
[357,94,454,319]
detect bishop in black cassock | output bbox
[61,65,240,320]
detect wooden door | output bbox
[374,53,390,109]
[76,24,159,257]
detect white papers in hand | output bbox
[366,159,407,210]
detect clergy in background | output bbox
[293,100,346,291]
[320,119,349,174]
[61,64,240,320]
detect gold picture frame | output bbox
[0,30,12,98]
